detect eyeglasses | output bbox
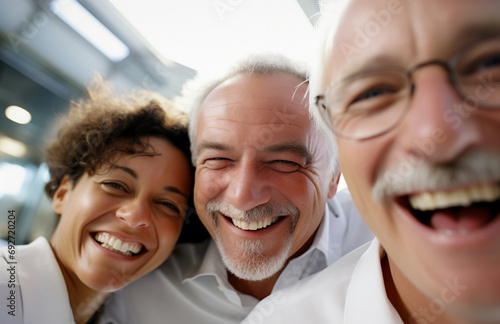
[315,36,500,140]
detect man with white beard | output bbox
[96,53,373,323]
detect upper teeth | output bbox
[232,217,280,231]
[95,232,142,256]
[409,183,500,211]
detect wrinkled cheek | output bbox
[194,172,222,229]
[194,171,227,206]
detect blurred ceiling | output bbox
[0,0,319,165]
[109,0,319,74]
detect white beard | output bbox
[215,235,293,281]
[207,199,299,281]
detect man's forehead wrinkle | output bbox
[202,104,308,126]
[210,82,305,96]
[203,113,305,125]
[204,99,307,110]
[196,141,232,158]
[206,120,310,134]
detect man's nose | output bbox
[397,66,482,164]
[224,159,272,212]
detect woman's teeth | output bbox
[231,216,280,230]
[409,183,500,211]
[94,232,142,256]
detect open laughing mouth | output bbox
[400,183,500,234]
[93,232,145,256]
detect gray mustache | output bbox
[372,151,500,203]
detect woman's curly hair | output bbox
[44,77,191,199]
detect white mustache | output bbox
[372,151,500,203]
[206,200,299,221]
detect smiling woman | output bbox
[0,77,196,324]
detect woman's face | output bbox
[50,136,192,292]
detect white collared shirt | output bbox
[96,190,374,324]
[0,237,75,324]
[243,238,403,324]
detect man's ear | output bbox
[327,172,340,199]
[52,175,72,215]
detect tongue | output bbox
[430,206,492,232]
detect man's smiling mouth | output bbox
[403,183,500,233]
[231,216,281,231]
[94,232,144,256]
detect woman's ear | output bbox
[52,175,72,215]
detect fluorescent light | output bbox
[50,0,130,62]
[5,105,32,124]
[0,136,27,158]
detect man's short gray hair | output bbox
[178,52,339,175]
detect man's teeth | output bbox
[95,233,142,256]
[409,183,500,211]
[231,217,280,231]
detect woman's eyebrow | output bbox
[163,186,189,199]
[111,165,137,178]
[112,165,189,199]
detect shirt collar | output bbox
[183,239,228,284]
[345,238,402,323]
[310,203,340,265]
[184,240,258,306]
[272,207,341,291]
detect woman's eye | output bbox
[269,160,301,173]
[159,201,182,215]
[102,181,128,193]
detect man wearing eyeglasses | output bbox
[243,1,500,323]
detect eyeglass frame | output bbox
[315,36,500,140]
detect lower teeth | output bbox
[101,243,133,256]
